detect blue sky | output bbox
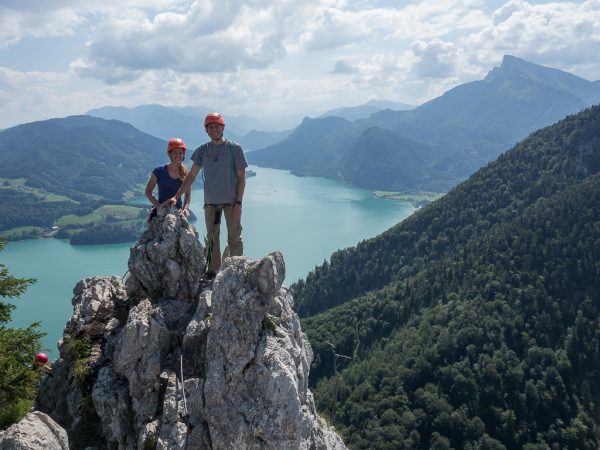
[0,0,598,129]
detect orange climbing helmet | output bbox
[167,138,186,153]
[204,112,225,127]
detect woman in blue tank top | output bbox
[145,138,191,219]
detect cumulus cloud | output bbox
[297,0,489,51]
[389,0,490,40]
[0,1,186,48]
[69,59,144,85]
[465,0,600,76]
[69,1,322,82]
[27,0,491,83]
[0,66,74,127]
[326,52,414,100]
[2,0,600,126]
[0,6,84,48]
[299,8,377,51]
[410,38,460,78]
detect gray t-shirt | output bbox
[191,140,248,204]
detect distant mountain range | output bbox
[295,103,600,449]
[86,100,414,152]
[87,104,302,151]
[87,104,234,150]
[248,55,600,192]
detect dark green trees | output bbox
[297,105,600,448]
[0,237,45,429]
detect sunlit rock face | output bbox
[0,411,69,450]
[30,207,346,450]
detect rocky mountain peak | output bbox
[484,55,600,105]
[1,206,345,449]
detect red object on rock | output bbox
[35,352,49,364]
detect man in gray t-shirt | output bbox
[171,112,248,276]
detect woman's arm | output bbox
[145,174,160,207]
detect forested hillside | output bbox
[296,105,600,448]
[0,116,164,241]
[0,115,164,199]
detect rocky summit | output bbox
[1,206,345,450]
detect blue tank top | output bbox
[153,165,183,208]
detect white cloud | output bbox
[464,0,600,75]
[389,0,490,40]
[0,6,84,48]
[69,59,144,85]
[0,66,74,126]
[0,1,204,48]
[71,1,319,82]
[411,39,460,78]
[299,8,378,51]
[325,50,464,107]
[297,0,490,52]
[1,0,600,128]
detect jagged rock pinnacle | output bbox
[3,206,346,450]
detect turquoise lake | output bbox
[3,166,414,355]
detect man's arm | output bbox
[232,168,246,221]
[166,163,201,206]
[235,168,246,202]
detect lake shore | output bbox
[371,190,445,207]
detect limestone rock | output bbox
[37,275,127,429]
[66,275,127,338]
[127,206,204,301]
[204,255,344,449]
[0,411,68,450]
[33,209,346,450]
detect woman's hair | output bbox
[178,164,188,181]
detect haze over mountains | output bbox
[87,99,413,152]
[87,104,307,151]
[248,55,600,192]
[88,104,246,150]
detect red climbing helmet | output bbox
[204,112,225,127]
[35,352,49,364]
[167,138,186,153]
